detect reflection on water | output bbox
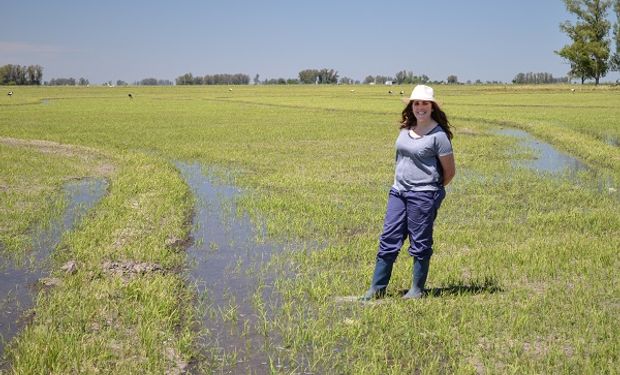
[604,135,619,147]
[495,128,618,197]
[496,128,588,174]
[176,162,288,374]
[0,178,107,356]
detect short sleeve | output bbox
[435,132,453,156]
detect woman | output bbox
[361,84,455,301]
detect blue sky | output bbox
[1,0,619,84]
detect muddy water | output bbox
[0,178,107,355]
[176,162,290,374]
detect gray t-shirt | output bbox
[392,126,453,192]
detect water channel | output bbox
[0,178,108,356]
[496,128,588,174]
[176,162,291,374]
[496,128,617,196]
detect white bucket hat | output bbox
[402,85,439,106]
[408,84,435,102]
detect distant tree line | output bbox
[362,71,459,85]
[512,72,569,84]
[134,78,173,86]
[262,78,300,85]
[338,76,360,84]
[298,69,339,84]
[257,71,361,85]
[176,73,250,85]
[394,70,431,84]
[46,77,89,86]
[363,75,393,84]
[0,64,43,85]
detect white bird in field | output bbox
[570,88,575,93]
[400,90,404,95]
[350,89,355,93]
[228,88,233,91]
[388,90,393,94]
[7,91,13,96]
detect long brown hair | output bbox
[400,101,454,140]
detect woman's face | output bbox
[412,100,433,122]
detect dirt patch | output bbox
[61,260,78,274]
[38,277,62,287]
[164,235,190,251]
[102,260,164,280]
[164,347,189,375]
[111,227,142,249]
[0,136,115,177]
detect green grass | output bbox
[0,139,112,260]
[2,152,195,374]
[0,84,618,374]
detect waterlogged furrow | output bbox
[176,161,298,374]
[0,140,110,257]
[495,128,588,173]
[4,154,194,374]
[0,178,107,356]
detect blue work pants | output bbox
[377,187,446,263]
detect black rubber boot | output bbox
[403,257,430,299]
[359,257,393,301]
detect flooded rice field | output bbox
[0,178,107,355]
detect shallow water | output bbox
[604,135,619,147]
[176,162,289,373]
[494,128,618,198]
[496,128,588,174]
[0,178,107,355]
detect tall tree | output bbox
[26,65,43,85]
[298,69,319,84]
[611,0,620,71]
[175,73,194,85]
[317,68,338,84]
[0,64,43,85]
[363,75,375,84]
[395,70,413,84]
[556,0,612,84]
